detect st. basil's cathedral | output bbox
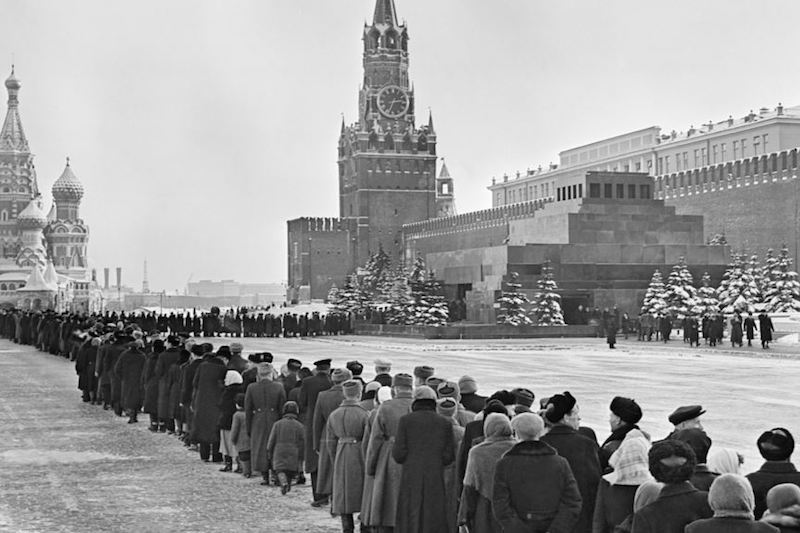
[0,67,100,312]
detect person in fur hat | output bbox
[686,473,778,532]
[748,428,800,520]
[601,396,643,471]
[761,483,800,532]
[266,401,305,494]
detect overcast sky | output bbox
[0,0,797,293]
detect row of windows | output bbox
[657,134,770,174]
[657,151,796,189]
[588,183,651,199]
[497,181,555,205]
[556,184,583,201]
[0,283,22,291]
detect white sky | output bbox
[1,0,797,292]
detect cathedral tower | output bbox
[338,0,439,266]
[45,159,89,277]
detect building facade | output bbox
[0,67,100,312]
[287,0,454,301]
[487,103,800,263]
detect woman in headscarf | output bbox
[685,473,778,532]
[457,412,515,533]
[437,398,466,533]
[708,447,744,475]
[613,480,664,533]
[761,483,800,532]
[218,369,243,472]
[593,430,653,533]
[245,362,286,484]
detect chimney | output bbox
[91,268,97,282]
[778,102,784,116]
[116,267,122,289]
[103,268,109,290]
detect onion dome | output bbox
[17,198,48,229]
[5,66,20,91]
[52,158,83,202]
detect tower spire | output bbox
[143,260,150,294]
[428,109,435,134]
[373,0,398,26]
[0,65,29,152]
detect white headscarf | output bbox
[224,370,243,387]
[708,447,742,475]
[377,386,392,404]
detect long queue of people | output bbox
[4,312,800,532]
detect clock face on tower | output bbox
[377,85,410,118]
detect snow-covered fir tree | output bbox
[664,257,697,318]
[741,254,763,308]
[360,245,393,305]
[330,274,367,315]
[707,233,728,246]
[326,283,339,304]
[384,269,412,324]
[760,248,780,305]
[405,256,449,326]
[717,253,754,313]
[693,272,720,316]
[495,271,533,326]
[531,260,565,326]
[765,244,800,312]
[641,269,667,315]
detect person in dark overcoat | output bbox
[192,350,227,462]
[179,344,205,443]
[246,362,287,483]
[493,412,582,533]
[731,312,744,347]
[218,369,243,472]
[458,375,487,414]
[327,380,370,532]
[600,396,643,472]
[541,392,601,533]
[105,331,133,416]
[314,367,352,504]
[298,359,333,504]
[75,336,98,403]
[266,401,305,492]
[392,386,455,533]
[365,374,414,530]
[168,347,190,437]
[744,312,758,347]
[141,339,164,431]
[631,439,712,533]
[155,336,182,432]
[747,428,800,520]
[759,312,775,348]
[685,473,779,533]
[113,339,146,423]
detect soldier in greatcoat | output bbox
[313,367,352,506]
[327,380,370,533]
[246,362,286,483]
[298,358,333,504]
[365,373,414,530]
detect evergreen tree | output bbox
[741,254,763,308]
[405,256,449,326]
[385,269,412,324]
[495,271,533,326]
[693,272,720,316]
[361,245,393,306]
[717,253,753,313]
[331,274,367,315]
[664,257,697,318]
[707,233,728,246]
[641,270,668,315]
[531,260,565,326]
[760,248,780,308]
[326,283,339,304]
[766,244,800,312]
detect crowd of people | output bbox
[3,308,800,533]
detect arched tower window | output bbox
[384,132,394,150]
[417,133,428,152]
[0,210,7,222]
[385,30,397,49]
[441,182,450,195]
[367,29,379,51]
[0,284,7,291]
[368,131,378,150]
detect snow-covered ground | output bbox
[216,334,800,475]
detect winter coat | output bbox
[361,408,380,528]
[731,315,744,344]
[113,346,146,411]
[443,419,466,533]
[760,314,775,342]
[141,352,160,415]
[95,343,112,387]
[75,341,97,393]
[230,410,250,453]
[266,412,304,472]
[458,435,515,533]
[392,398,455,533]
[744,316,758,339]
[298,372,332,472]
[686,517,779,533]
[600,423,639,472]
[365,392,414,528]
[326,399,370,515]
[245,379,286,473]
[460,392,487,415]
[105,341,129,404]
[155,347,181,419]
[630,481,711,533]
[592,479,638,533]
[747,461,800,519]
[492,439,582,533]
[540,424,602,533]
[458,418,487,488]
[191,358,226,443]
[313,384,345,496]
[227,355,248,374]
[167,361,184,421]
[691,465,720,492]
[218,383,243,431]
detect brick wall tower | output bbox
[338,0,439,266]
[436,159,455,217]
